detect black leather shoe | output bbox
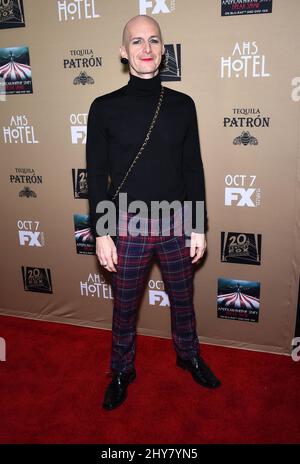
[176,354,221,388]
[102,368,136,410]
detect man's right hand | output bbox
[96,235,118,272]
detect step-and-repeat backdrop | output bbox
[1,0,299,354]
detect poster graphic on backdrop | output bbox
[0,0,25,29]
[21,266,53,294]
[217,278,260,322]
[0,46,32,94]
[74,214,94,255]
[221,0,272,17]
[159,44,181,81]
[0,0,297,358]
[221,232,262,265]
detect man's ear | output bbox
[120,45,128,60]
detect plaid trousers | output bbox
[110,203,200,373]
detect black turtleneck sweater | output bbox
[86,73,208,237]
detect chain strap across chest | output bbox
[112,85,165,202]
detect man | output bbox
[86,15,221,411]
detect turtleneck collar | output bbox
[126,72,162,96]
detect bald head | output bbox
[122,15,163,46]
[120,14,165,78]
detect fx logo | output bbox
[19,231,43,246]
[18,220,44,246]
[19,230,42,247]
[149,290,170,306]
[139,0,174,15]
[0,337,6,362]
[225,188,256,207]
[71,126,86,144]
[291,337,300,362]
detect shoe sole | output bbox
[102,370,136,410]
[176,359,221,389]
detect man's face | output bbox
[120,18,164,78]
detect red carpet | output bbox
[0,314,299,444]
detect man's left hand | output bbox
[190,232,207,264]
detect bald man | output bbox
[86,15,221,411]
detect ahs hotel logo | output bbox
[221,41,270,78]
[57,0,100,22]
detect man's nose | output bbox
[144,41,152,54]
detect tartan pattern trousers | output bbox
[109,204,200,373]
